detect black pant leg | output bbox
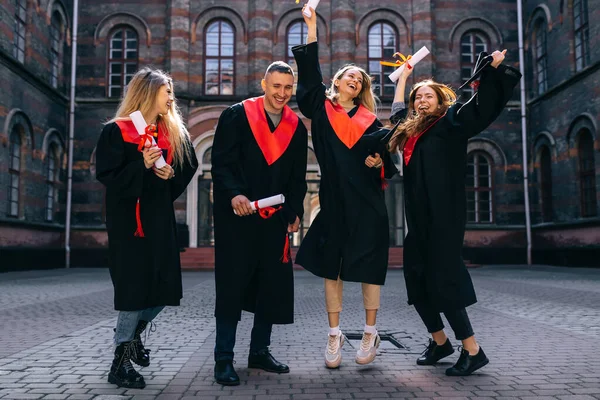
[215,318,238,361]
[443,308,474,341]
[414,302,445,334]
[249,316,273,353]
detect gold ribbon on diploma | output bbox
[380,52,413,69]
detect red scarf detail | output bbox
[403,113,446,166]
[115,119,174,238]
[242,97,299,165]
[324,100,377,149]
[254,203,291,264]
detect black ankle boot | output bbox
[445,346,489,376]
[130,320,150,367]
[108,342,146,389]
[214,360,240,386]
[248,348,290,373]
[417,338,455,365]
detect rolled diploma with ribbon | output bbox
[389,46,430,83]
[302,0,320,17]
[129,111,167,168]
[233,194,286,214]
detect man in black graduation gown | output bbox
[211,61,308,385]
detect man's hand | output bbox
[288,216,300,233]
[231,195,254,216]
[365,153,383,168]
[490,49,507,68]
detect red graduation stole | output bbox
[242,97,299,165]
[115,119,174,238]
[116,119,174,165]
[402,113,446,165]
[324,100,377,149]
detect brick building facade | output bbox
[0,0,598,270]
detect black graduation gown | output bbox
[211,100,308,324]
[96,122,198,311]
[392,64,522,312]
[292,42,398,285]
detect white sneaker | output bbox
[324,331,345,369]
[355,331,381,365]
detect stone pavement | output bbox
[0,265,599,400]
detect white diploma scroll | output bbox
[302,0,320,18]
[233,194,286,215]
[388,46,431,83]
[129,111,167,169]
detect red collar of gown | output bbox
[242,96,299,165]
[116,119,173,165]
[325,100,377,149]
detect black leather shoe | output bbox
[248,349,290,373]
[417,338,454,365]
[446,346,489,376]
[214,360,240,386]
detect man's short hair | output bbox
[264,61,294,78]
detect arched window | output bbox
[578,129,597,217]
[107,26,138,98]
[533,20,547,95]
[204,20,235,95]
[50,12,64,88]
[14,0,27,63]
[8,126,23,217]
[538,145,553,222]
[466,152,494,223]
[574,0,590,71]
[367,22,397,99]
[286,21,307,92]
[46,144,60,221]
[460,31,489,98]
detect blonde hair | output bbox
[326,64,379,114]
[388,79,457,152]
[108,67,192,168]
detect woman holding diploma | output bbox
[388,51,521,376]
[292,5,398,368]
[211,62,308,386]
[96,67,198,388]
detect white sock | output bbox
[364,324,377,334]
[329,326,340,336]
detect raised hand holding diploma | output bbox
[385,46,430,83]
[490,49,507,68]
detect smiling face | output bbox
[261,71,294,113]
[414,85,440,115]
[154,83,173,116]
[335,68,364,102]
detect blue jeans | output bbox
[214,317,272,362]
[114,306,165,344]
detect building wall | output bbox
[0,0,598,269]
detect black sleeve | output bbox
[283,125,308,224]
[169,137,199,201]
[452,64,522,138]
[292,42,327,119]
[95,122,146,198]
[211,106,247,201]
[382,149,398,179]
[390,107,409,125]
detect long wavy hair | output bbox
[388,79,457,152]
[108,67,192,168]
[326,64,379,114]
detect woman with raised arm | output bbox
[388,51,521,376]
[292,5,398,369]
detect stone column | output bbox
[247,0,274,95]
